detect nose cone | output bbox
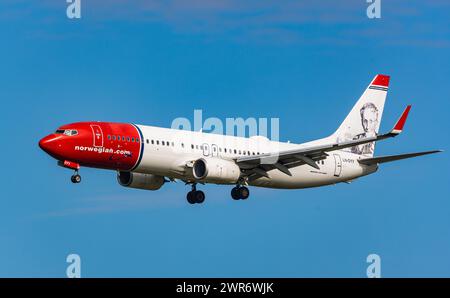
[39,134,60,156]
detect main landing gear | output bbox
[71,171,81,184]
[185,183,250,205]
[186,183,205,204]
[231,186,250,200]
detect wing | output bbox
[236,105,412,180]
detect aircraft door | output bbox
[90,125,104,147]
[202,143,210,157]
[211,144,218,157]
[333,154,342,177]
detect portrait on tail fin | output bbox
[337,102,379,155]
[351,102,379,155]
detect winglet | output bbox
[390,105,412,135]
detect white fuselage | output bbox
[132,125,378,189]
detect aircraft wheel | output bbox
[231,187,241,200]
[71,174,81,184]
[194,190,205,204]
[187,191,196,204]
[239,186,250,200]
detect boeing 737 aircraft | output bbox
[39,75,441,204]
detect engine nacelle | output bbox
[117,171,165,191]
[193,158,240,184]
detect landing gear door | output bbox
[333,154,342,177]
[90,125,104,148]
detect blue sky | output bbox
[0,0,449,277]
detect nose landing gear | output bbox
[71,171,81,184]
[186,183,205,204]
[57,161,81,184]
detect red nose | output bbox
[39,134,61,156]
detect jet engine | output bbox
[117,171,165,190]
[192,158,241,184]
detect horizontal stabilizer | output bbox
[358,150,442,165]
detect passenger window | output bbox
[151,140,154,145]
[131,137,135,142]
[181,143,184,148]
[191,144,194,149]
[122,136,125,141]
[108,135,111,140]
[146,139,149,144]
[234,149,237,154]
[126,137,130,142]
[162,141,165,145]
[156,140,159,145]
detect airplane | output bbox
[39,74,441,204]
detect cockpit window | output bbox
[55,129,78,136]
